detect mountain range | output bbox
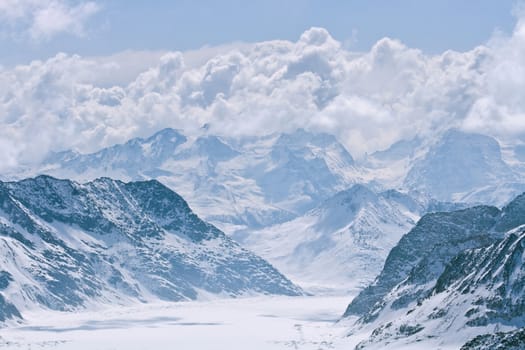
[30,128,361,235]
[17,127,524,295]
[12,127,525,236]
[403,129,525,205]
[3,126,525,348]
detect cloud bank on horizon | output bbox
[0,8,525,171]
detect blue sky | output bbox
[0,0,519,65]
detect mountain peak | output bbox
[0,176,302,321]
[193,135,239,160]
[404,128,513,203]
[276,128,340,149]
[325,184,377,208]
[145,128,186,143]
[442,128,501,147]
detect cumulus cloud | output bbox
[0,0,100,40]
[1,15,525,172]
[463,13,525,138]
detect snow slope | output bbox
[237,184,422,294]
[345,191,525,349]
[352,228,525,349]
[0,175,301,322]
[345,205,503,319]
[404,129,523,206]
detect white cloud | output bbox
[1,14,525,172]
[463,14,525,139]
[0,0,100,40]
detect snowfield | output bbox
[0,294,471,349]
[0,295,359,350]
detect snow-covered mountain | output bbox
[404,129,523,206]
[247,129,357,214]
[345,191,525,349]
[461,328,525,350]
[29,128,361,235]
[0,175,301,323]
[363,129,525,207]
[352,228,525,349]
[370,138,422,163]
[236,184,423,294]
[7,126,525,307]
[345,204,502,319]
[42,128,188,178]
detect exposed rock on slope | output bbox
[0,176,301,322]
[345,191,525,349]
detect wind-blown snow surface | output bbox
[0,175,301,322]
[237,185,422,294]
[0,295,356,350]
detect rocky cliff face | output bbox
[345,205,502,319]
[345,191,525,349]
[460,328,525,350]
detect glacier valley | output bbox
[2,127,525,349]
